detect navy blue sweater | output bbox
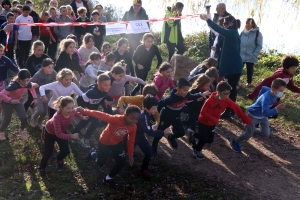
[136,110,164,137]
[0,55,19,82]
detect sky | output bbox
[93,0,300,54]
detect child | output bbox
[25,0,39,42]
[15,5,33,68]
[66,34,85,66]
[54,6,75,42]
[151,78,204,153]
[66,5,76,21]
[78,105,141,188]
[132,33,163,95]
[0,69,37,140]
[39,96,87,175]
[74,74,111,148]
[47,7,58,60]
[153,62,176,100]
[75,7,91,46]
[247,55,300,114]
[90,10,106,51]
[204,67,219,92]
[55,38,85,76]
[78,33,100,63]
[190,81,251,160]
[48,0,60,18]
[39,4,51,54]
[0,12,18,64]
[101,42,111,59]
[188,57,218,81]
[79,52,102,92]
[186,74,212,135]
[231,79,287,152]
[39,68,83,118]
[29,58,57,130]
[98,52,116,72]
[12,1,19,8]
[113,38,133,76]
[2,0,12,17]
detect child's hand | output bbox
[104,99,114,108]
[197,97,204,102]
[32,99,38,107]
[163,127,172,135]
[32,83,39,88]
[128,156,134,166]
[82,116,89,120]
[202,91,211,98]
[276,103,286,111]
[9,99,20,104]
[75,106,83,113]
[137,64,144,70]
[118,107,124,114]
[41,96,48,103]
[71,133,79,139]
[152,122,159,131]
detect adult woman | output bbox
[240,18,263,87]
[200,14,243,118]
[121,0,149,57]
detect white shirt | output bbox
[16,15,33,41]
[39,81,83,109]
[79,64,99,88]
[75,1,84,8]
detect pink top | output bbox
[153,74,176,100]
[45,109,83,140]
[74,48,85,65]
[0,81,37,103]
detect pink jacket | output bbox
[153,74,176,100]
[0,81,37,103]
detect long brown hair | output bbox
[189,74,211,91]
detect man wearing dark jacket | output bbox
[70,0,90,18]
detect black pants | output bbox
[93,141,126,178]
[24,90,34,111]
[192,122,216,151]
[244,62,254,84]
[18,40,31,69]
[226,73,241,102]
[166,41,186,61]
[95,36,103,53]
[131,67,149,96]
[5,43,15,64]
[48,40,57,61]
[40,35,50,54]
[39,129,70,169]
[48,107,57,119]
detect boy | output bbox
[78,105,141,189]
[232,79,287,152]
[152,78,205,154]
[90,10,106,51]
[47,7,57,60]
[25,1,39,42]
[16,5,23,14]
[30,58,57,130]
[190,81,251,160]
[0,12,18,64]
[54,6,74,42]
[39,4,51,54]
[15,5,33,69]
[73,74,111,148]
[75,7,91,46]
[12,1,19,8]
[1,0,11,16]
[247,55,299,115]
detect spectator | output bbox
[70,0,90,18]
[47,7,58,60]
[75,7,91,46]
[48,0,60,18]
[240,18,263,87]
[25,0,39,42]
[66,5,76,21]
[54,6,75,42]
[1,0,11,16]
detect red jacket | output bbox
[247,68,300,100]
[198,92,251,126]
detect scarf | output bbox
[243,28,253,34]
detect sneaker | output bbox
[231,139,242,153]
[133,152,140,160]
[19,129,28,140]
[141,170,153,179]
[167,134,178,149]
[39,168,46,176]
[103,177,118,189]
[85,148,96,162]
[81,138,90,148]
[36,123,44,131]
[187,129,195,144]
[57,160,64,172]
[0,131,6,140]
[30,117,37,127]
[192,149,205,160]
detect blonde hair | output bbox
[190,74,211,91]
[59,38,75,51]
[52,96,74,109]
[31,40,45,54]
[66,5,75,17]
[56,68,76,81]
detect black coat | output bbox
[70,0,90,18]
[55,51,84,74]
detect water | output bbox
[96,0,300,54]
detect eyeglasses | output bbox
[222,92,230,96]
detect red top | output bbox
[198,92,251,126]
[39,19,51,37]
[80,109,137,156]
[45,110,83,140]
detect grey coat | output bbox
[240,27,263,63]
[54,16,75,41]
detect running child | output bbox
[98,52,116,72]
[101,42,111,59]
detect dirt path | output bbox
[148,117,300,200]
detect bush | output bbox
[184,32,210,63]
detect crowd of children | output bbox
[0,0,299,190]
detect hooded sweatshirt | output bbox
[247,68,300,99]
[240,27,263,63]
[153,74,176,100]
[199,92,251,126]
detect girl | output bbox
[0,69,38,140]
[131,33,162,96]
[78,33,100,63]
[153,62,176,100]
[66,5,76,21]
[39,68,83,118]
[66,34,85,66]
[39,96,87,175]
[188,57,218,81]
[55,38,85,77]
[99,52,116,72]
[101,42,111,59]
[79,52,102,92]
[186,74,212,137]
[29,58,57,130]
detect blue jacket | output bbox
[0,55,19,82]
[240,27,263,63]
[136,110,164,137]
[207,19,243,77]
[248,86,278,118]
